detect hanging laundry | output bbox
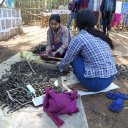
[112,13,121,27]
[5,0,15,8]
[84,0,87,8]
[124,12,128,27]
[111,1,122,28]
[88,0,94,10]
[121,2,128,14]
[88,0,101,10]
[115,1,122,14]
[119,14,125,26]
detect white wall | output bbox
[0,8,22,41]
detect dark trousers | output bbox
[102,12,113,33]
[51,42,66,58]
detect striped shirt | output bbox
[59,30,117,78]
[46,25,70,54]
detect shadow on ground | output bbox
[82,78,128,128]
[0,46,17,63]
[0,41,47,63]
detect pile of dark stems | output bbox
[0,60,127,113]
[0,61,63,113]
[32,44,46,54]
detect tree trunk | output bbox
[0,0,5,7]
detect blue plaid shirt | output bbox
[59,30,117,78]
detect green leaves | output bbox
[20,51,42,63]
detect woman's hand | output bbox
[50,51,56,57]
[40,51,49,58]
[43,51,49,57]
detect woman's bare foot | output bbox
[67,83,88,91]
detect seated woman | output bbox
[59,9,117,92]
[44,14,71,58]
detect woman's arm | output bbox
[59,37,82,72]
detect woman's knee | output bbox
[71,56,85,78]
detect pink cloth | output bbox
[43,87,79,127]
[112,13,121,27]
[119,14,125,25]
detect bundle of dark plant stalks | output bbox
[0,61,63,113]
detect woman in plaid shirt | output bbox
[59,9,117,92]
[44,14,71,58]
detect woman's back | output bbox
[59,9,117,91]
[71,30,117,78]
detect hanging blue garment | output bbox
[121,2,128,14]
[88,0,93,10]
[5,0,14,8]
[124,12,128,27]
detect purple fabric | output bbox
[112,13,121,27]
[43,87,79,127]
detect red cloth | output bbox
[84,0,87,8]
[43,87,79,127]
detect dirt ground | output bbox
[0,26,128,128]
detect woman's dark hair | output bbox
[75,9,114,49]
[49,14,61,24]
